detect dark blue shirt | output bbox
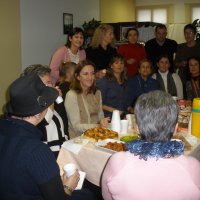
[0,118,59,200]
[96,77,128,118]
[126,75,159,106]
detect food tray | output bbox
[95,139,124,154]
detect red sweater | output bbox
[118,43,146,77]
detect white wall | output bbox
[20,0,99,69]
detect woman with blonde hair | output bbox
[65,60,110,138]
[86,24,117,78]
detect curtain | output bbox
[168,23,187,44]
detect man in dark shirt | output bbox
[145,24,177,73]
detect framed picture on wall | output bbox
[63,13,73,34]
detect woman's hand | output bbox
[127,58,136,65]
[62,169,80,195]
[55,86,63,97]
[100,117,110,128]
[127,106,134,114]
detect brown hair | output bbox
[139,59,152,68]
[126,27,139,38]
[70,60,97,94]
[106,55,127,83]
[57,62,77,85]
[65,27,84,49]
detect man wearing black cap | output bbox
[0,74,94,200]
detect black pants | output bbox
[83,179,103,200]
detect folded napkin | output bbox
[62,138,89,155]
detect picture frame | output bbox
[120,26,134,41]
[63,13,73,34]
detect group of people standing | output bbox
[48,22,200,140]
[0,21,200,200]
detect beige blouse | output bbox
[65,89,104,138]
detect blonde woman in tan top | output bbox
[65,60,110,138]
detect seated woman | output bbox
[126,59,159,108]
[152,54,183,99]
[186,56,200,100]
[102,90,200,200]
[118,27,147,77]
[96,55,128,118]
[65,60,110,138]
[0,74,94,200]
[55,62,77,139]
[50,27,86,84]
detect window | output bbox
[192,7,200,22]
[186,3,200,23]
[136,7,168,24]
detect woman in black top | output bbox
[86,24,117,78]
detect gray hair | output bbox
[134,90,178,142]
[21,64,51,78]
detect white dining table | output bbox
[57,135,200,187]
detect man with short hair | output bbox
[145,24,178,73]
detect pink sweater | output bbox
[102,151,200,200]
[49,46,86,84]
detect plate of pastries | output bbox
[83,127,118,142]
[95,139,125,154]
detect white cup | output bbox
[126,114,133,129]
[120,119,128,135]
[111,110,121,132]
[172,96,178,101]
[111,110,120,121]
[111,121,121,133]
[64,163,76,177]
[55,96,63,104]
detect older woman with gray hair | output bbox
[102,90,200,200]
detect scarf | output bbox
[156,72,177,96]
[126,139,184,161]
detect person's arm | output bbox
[96,79,114,114]
[50,47,66,85]
[79,49,86,61]
[27,143,70,200]
[101,152,127,200]
[102,105,117,113]
[186,81,193,100]
[174,44,187,70]
[173,73,183,99]
[65,91,99,135]
[182,156,200,190]
[39,175,71,200]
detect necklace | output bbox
[68,49,79,64]
[126,139,184,161]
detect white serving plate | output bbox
[95,139,124,154]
